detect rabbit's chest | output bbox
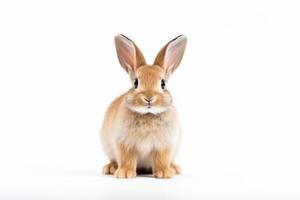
[121,114,174,155]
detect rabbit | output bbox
[101,34,187,178]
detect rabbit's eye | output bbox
[161,79,166,89]
[134,79,138,88]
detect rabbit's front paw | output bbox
[114,168,136,178]
[154,167,174,179]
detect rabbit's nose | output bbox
[142,96,155,104]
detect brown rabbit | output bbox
[101,34,187,178]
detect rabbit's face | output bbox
[125,65,172,114]
[114,34,187,115]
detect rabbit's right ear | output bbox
[114,34,146,75]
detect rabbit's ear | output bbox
[114,34,146,74]
[153,35,187,77]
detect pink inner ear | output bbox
[165,41,184,72]
[164,38,186,73]
[118,39,136,72]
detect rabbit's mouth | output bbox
[129,105,168,115]
[146,103,157,110]
[146,102,152,109]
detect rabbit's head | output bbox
[114,34,187,115]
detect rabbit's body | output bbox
[101,35,187,178]
[101,93,181,171]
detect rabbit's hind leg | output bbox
[102,160,118,175]
[171,163,181,175]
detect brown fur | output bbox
[152,147,173,178]
[125,66,172,110]
[101,35,187,179]
[114,143,137,178]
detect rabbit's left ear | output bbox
[153,35,187,77]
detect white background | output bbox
[0,0,300,199]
